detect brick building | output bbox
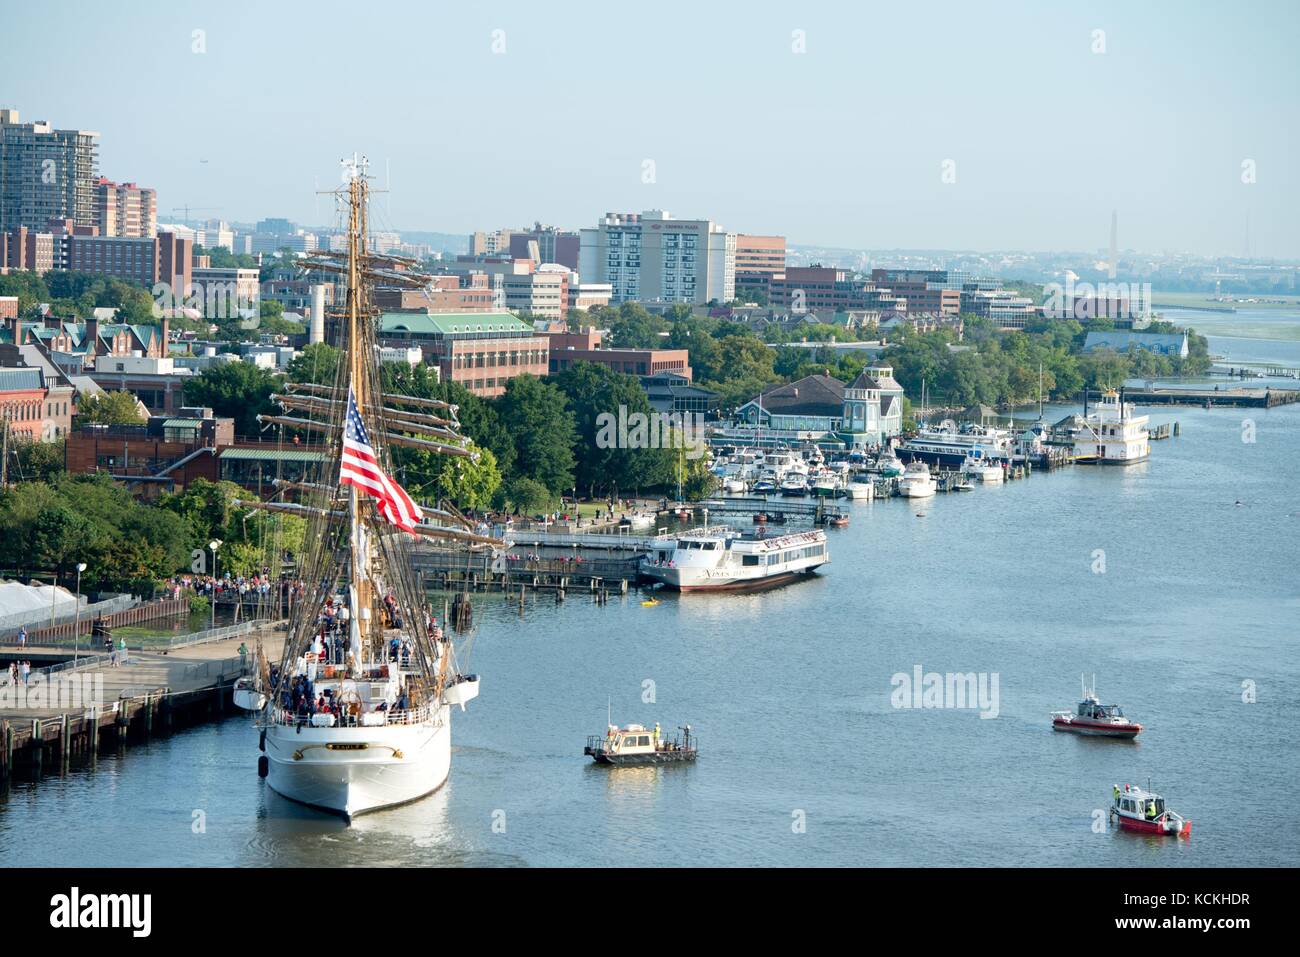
[378,311,549,398]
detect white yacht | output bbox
[779,472,809,496]
[876,450,906,477]
[641,526,829,592]
[845,475,875,500]
[1075,390,1150,465]
[898,461,937,498]
[962,448,1004,483]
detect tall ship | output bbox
[233,156,499,820]
[896,422,1012,469]
[1074,389,1150,465]
[641,526,828,592]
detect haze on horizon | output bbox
[4,0,1297,258]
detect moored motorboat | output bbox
[846,476,874,500]
[876,451,906,477]
[1110,782,1191,836]
[898,461,937,498]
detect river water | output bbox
[2,344,1298,868]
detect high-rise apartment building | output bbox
[0,109,100,232]
[95,177,157,238]
[579,210,735,305]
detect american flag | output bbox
[339,387,422,532]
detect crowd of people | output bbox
[3,660,32,687]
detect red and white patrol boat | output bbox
[1051,676,1142,738]
[1110,782,1192,837]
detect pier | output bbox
[414,548,640,594]
[698,496,848,523]
[0,622,284,785]
[1092,386,1300,408]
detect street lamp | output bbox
[209,539,223,629]
[73,562,87,664]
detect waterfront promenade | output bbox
[0,624,285,782]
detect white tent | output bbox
[0,580,83,631]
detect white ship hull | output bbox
[641,560,824,592]
[900,480,936,498]
[264,705,451,820]
[641,527,828,592]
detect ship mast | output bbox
[345,155,368,664]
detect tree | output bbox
[494,375,576,497]
[11,438,65,482]
[602,302,669,349]
[286,343,341,387]
[381,362,517,479]
[429,444,501,512]
[504,476,555,515]
[78,390,145,425]
[552,361,675,496]
[0,474,190,593]
[183,362,279,436]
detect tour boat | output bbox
[898,461,937,498]
[641,525,828,592]
[1110,782,1192,837]
[1051,676,1142,738]
[1075,389,1151,465]
[585,723,697,765]
[897,423,1013,469]
[232,156,496,822]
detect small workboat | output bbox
[1110,782,1192,836]
[953,481,975,492]
[1051,676,1142,738]
[585,723,698,766]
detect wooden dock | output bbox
[413,549,640,595]
[0,624,285,784]
[1091,386,1300,408]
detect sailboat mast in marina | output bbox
[233,155,503,820]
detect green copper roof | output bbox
[379,311,532,337]
[219,448,328,462]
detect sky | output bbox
[4,0,1298,257]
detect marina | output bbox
[3,398,1295,866]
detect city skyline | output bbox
[4,0,1299,258]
